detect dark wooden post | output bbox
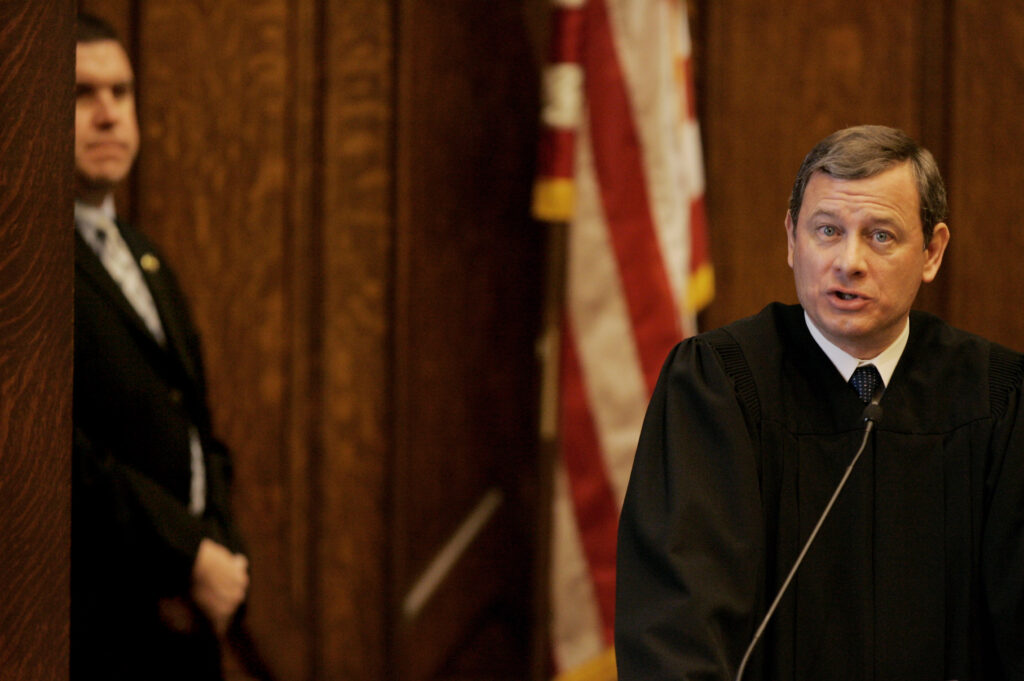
[0,2,74,680]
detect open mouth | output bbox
[830,289,868,305]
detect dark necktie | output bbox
[849,364,882,403]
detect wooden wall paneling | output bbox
[280,0,321,679]
[319,0,394,678]
[906,0,953,320]
[397,504,524,681]
[946,1,1024,349]
[133,2,311,679]
[392,0,545,678]
[0,2,73,680]
[699,1,929,331]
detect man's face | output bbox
[786,163,949,358]
[75,40,139,200]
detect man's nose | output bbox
[93,91,120,125]
[834,237,867,275]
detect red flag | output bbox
[533,1,713,677]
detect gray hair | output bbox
[788,125,947,246]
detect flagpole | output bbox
[531,216,568,681]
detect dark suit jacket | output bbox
[72,217,243,681]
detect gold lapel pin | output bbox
[140,253,161,273]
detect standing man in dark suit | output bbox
[72,13,249,680]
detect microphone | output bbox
[734,392,883,681]
[861,400,883,425]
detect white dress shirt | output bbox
[804,311,909,389]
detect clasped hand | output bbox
[190,537,250,635]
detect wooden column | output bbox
[0,2,74,680]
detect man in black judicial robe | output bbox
[72,14,249,680]
[615,126,1024,680]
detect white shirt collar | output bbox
[99,194,116,220]
[74,196,117,223]
[803,311,909,387]
[74,200,113,242]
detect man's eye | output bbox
[873,231,892,243]
[819,225,837,237]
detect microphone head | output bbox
[862,402,883,423]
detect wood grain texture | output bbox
[392,0,545,677]
[906,0,953,320]
[946,1,1024,349]
[0,2,73,680]
[318,0,394,678]
[698,1,929,332]
[393,0,543,585]
[132,2,311,678]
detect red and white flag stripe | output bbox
[534,1,712,678]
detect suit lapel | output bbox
[75,231,159,346]
[116,220,200,387]
[76,224,199,389]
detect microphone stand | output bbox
[734,398,883,681]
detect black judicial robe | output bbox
[615,303,1024,681]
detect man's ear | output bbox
[922,222,950,283]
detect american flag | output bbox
[533,0,712,678]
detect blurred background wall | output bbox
[4,1,1024,680]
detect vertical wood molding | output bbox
[0,2,73,680]
[946,1,1024,348]
[318,0,394,678]
[284,0,321,679]
[392,1,545,677]
[910,0,953,320]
